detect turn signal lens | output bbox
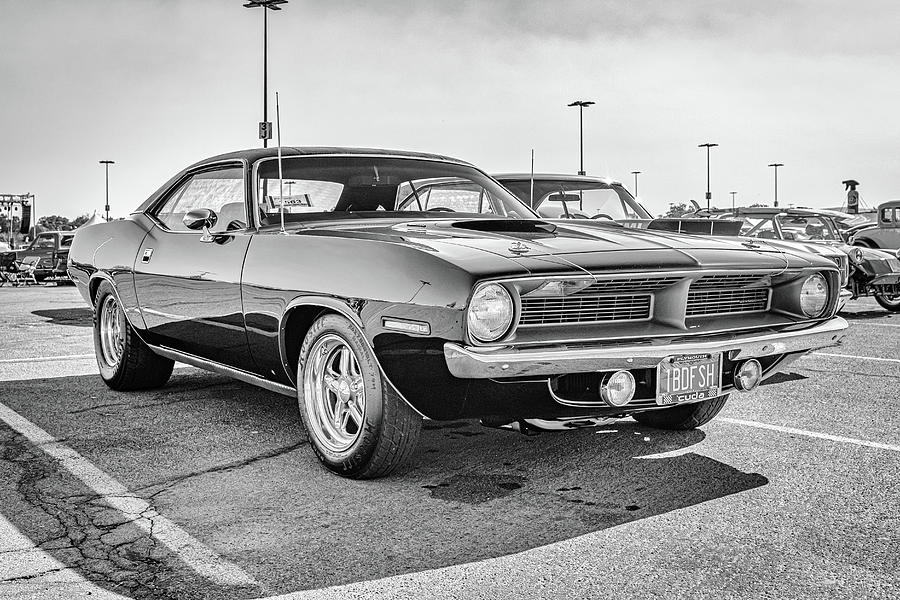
[467,283,514,342]
[800,273,828,317]
[599,370,636,407]
[733,359,762,392]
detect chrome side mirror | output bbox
[182,209,218,243]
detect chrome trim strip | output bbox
[149,345,296,397]
[443,317,848,379]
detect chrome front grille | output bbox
[579,276,682,294]
[513,271,777,328]
[690,274,770,289]
[686,288,770,317]
[520,294,652,325]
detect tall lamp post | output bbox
[567,100,595,175]
[698,143,718,211]
[768,163,784,207]
[631,171,641,197]
[244,0,288,148]
[99,160,115,222]
[730,191,737,212]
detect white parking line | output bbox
[720,417,900,452]
[813,351,900,364]
[0,402,259,589]
[0,353,94,364]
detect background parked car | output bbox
[0,231,75,283]
[851,200,900,250]
[720,207,900,312]
[493,173,651,222]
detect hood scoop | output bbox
[450,219,558,236]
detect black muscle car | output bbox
[68,148,848,478]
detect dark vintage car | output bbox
[69,148,848,478]
[0,230,75,282]
[723,207,900,312]
[493,173,651,221]
[852,200,900,251]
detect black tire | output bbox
[632,395,729,430]
[874,291,900,312]
[93,281,174,390]
[852,240,875,248]
[297,314,422,479]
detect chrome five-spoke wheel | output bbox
[99,294,125,368]
[297,314,422,478]
[303,333,367,453]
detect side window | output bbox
[153,167,245,232]
[882,208,894,224]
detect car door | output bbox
[133,162,256,370]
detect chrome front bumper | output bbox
[444,317,848,379]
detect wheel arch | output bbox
[852,237,877,248]
[278,296,427,419]
[278,296,368,387]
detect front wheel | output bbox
[93,281,174,390]
[297,314,422,478]
[874,290,900,312]
[632,395,729,430]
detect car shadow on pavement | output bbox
[0,371,769,599]
[31,307,94,327]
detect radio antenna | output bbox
[530,149,534,208]
[276,91,286,235]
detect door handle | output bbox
[141,248,154,263]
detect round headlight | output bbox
[849,247,864,264]
[467,283,514,342]
[800,273,829,317]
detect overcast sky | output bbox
[1,0,897,219]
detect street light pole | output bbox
[768,163,784,207]
[631,171,641,197]
[567,100,595,175]
[99,160,114,221]
[244,0,288,148]
[698,143,718,211]
[730,191,737,212]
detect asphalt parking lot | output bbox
[0,286,897,600]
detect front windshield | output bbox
[256,157,535,226]
[776,215,839,241]
[500,180,650,220]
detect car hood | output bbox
[296,217,829,275]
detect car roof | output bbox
[492,173,624,187]
[879,200,900,209]
[192,147,471,170]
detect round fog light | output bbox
[599,370,636,407]
[734,359,762,392]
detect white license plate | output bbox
[656,353,722,406]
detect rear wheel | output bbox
[93,281,174,390]
[297,314,422,478]
[632,395,729,430]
